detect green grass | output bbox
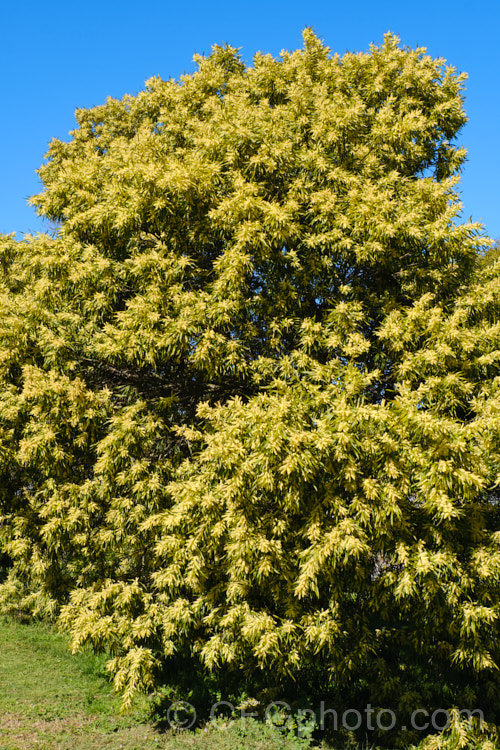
[0,615,170,749]
[0,616,318,749]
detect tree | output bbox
[0,30,499,732]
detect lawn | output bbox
[0,616,170,749]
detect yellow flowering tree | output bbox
[0,30,499,727]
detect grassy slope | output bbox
[0,616,172,749]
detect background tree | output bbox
[0,30,499,738]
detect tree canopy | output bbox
[0,29,499,736]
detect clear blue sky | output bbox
[1,0,498,240]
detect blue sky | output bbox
[1,0,498,240]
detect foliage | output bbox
[412,711,499,750]
[0,28,499,739]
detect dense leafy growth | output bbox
[0,29,499,742]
